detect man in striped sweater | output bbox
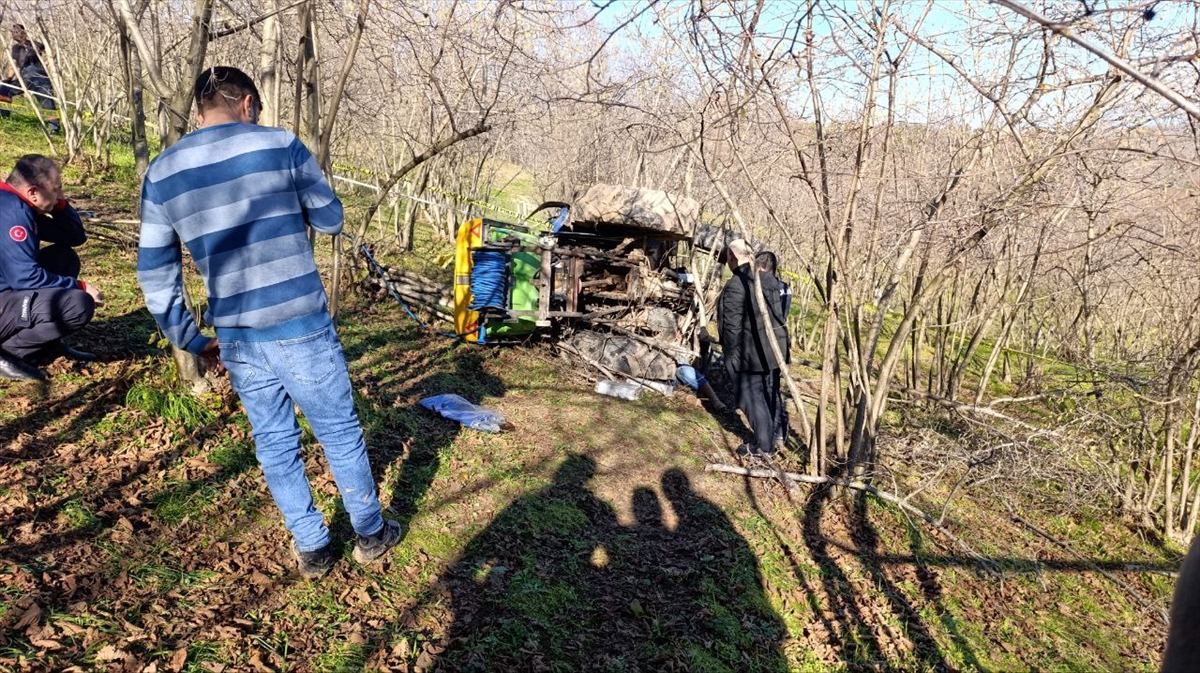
[137,66,399,579]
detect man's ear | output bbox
[241,95,259,123]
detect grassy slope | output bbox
[0,113,1180,671]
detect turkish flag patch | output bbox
[9,226,27,242]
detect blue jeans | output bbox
[675,364,707,391]
[220,324,384,552]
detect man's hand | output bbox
[82,282,103,306]
[199,338,225,375]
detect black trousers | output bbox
[771,370,787,443]
[0,245,93,358]
[737,369,781,454]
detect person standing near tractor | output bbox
[718,239,789,459]
[137,66,400,579]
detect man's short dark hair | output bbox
[7,154,58,190]
[194,66,260,113]
[755,250,778,274]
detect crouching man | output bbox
[0,155,100,380]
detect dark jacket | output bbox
[718,264,790,376]
[12,40,46,72]
[0,188,86,291]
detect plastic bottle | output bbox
[595,379,643,401]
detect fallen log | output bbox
[363,269,454,317]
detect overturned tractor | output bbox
[367,184,736,388]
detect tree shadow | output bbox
[385,346,505,536]
[0,309,177,559]
[423,455,787,671]
[0,307,511,667]
[851,491,962,672]
[0,308,157,454]
[801,483,890,666]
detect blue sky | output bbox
[593,0,1198,126]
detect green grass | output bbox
[151,481,218,524]
[60,499,102,532]
[312,644,370,672]
[129,562,217,592]
[180,640,225,673]
[209,436,256,474]
[125,381,217,431]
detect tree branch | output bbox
[992,0,1200,121]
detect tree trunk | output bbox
[257,0,281,127]
[114,4,150,177]
[113,0,215,391]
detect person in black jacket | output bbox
[0,155,100,380]
[0,25,59,134]
[718,239,790,458]
[756,250,791,449]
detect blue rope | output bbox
[469,249,510,312]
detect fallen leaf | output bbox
[60,574,78,598]
[14,603,42,631]
[248,651,274,673]
[169,648,187,672]
[96,644,128,662]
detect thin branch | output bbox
[1006,503,1169,625]
[208,0,306,39]
[992,0,1200,121]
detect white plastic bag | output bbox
[418,394,507,432]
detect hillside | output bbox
[0,114,1182,672]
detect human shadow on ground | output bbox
[426,455,787,671]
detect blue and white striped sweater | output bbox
[137,123,342,354]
